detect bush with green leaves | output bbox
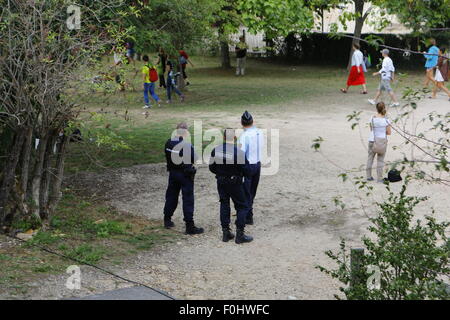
[318,183,450,300]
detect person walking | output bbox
[238,111,264,225]
[179,49,194,86]
[423,38,439,87]
[156,48,168,89]
[209,129,253,244]
[368,49,400,107]
[366,102,391,183]
[165,54,185,104]
[431,48,450,101]
[125,41,135,66]
[341,43,367,94]
[142,55,161,109]
[235,36,248,76]
[163,123,204,235]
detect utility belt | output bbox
[216,175,243,185]
[169,166,197,180]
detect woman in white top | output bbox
[367,102,391,182]
[341,43,368,94]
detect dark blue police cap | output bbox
[241,110,253,125]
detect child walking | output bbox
[166,55,185,104]
[142,55,161,109]
[368,49,400,107]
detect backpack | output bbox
[387,169,402,183]
[148,64,158,82]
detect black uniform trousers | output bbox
[163,170,194,223]
[243,162,261,219]
[217,177,249,229]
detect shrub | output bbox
[318,184,450,300]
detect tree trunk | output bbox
[30,134,48,222]
[220,40,231,69]
[218,26,231,69]
[0,130,26,229]
[347,0,365,70]
[48,134,68,215]
[19,127,33,201]
[39,134,55,221]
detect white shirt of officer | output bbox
[238,126,264,164]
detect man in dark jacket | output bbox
[209,129,253,244]
[163,122,203,235]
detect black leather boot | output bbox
[235,227,253,244]
[185,221,204,235]
[222,227,235,242]
[164,218,175,229]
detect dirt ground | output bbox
[5,91,449,300]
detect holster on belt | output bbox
[217,175,243,185]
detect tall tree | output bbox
[213,0,241,69]
[0,0,134,230]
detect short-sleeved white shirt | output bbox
[379,57,395,80]
[238,126,264,164]
[369,117,391,142]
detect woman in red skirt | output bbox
[341,43,367,94]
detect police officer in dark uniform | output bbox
[209,129,253,244]
[163,122,204,235]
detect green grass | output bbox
[0,191,177,297]
[65,56,431,173]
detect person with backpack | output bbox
[141,55,161,109]
[366,102,391,183]
[179,49,194,86]
[166,54,185,104]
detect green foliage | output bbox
[311,136,324,151]
[86,220,128,238]
[63,244,106,264]
[123,0,219,53]
[318,184,450,300]
[378,0,450,33]
[238,0,314,39]
[124,227,173,250]
[25,231,60,247]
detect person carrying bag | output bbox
[367,102,391,182]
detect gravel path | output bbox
[4,96,448,300]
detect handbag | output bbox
[371,117,387,154]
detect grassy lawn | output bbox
[0,190,177,298]
[67,56,429,173]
